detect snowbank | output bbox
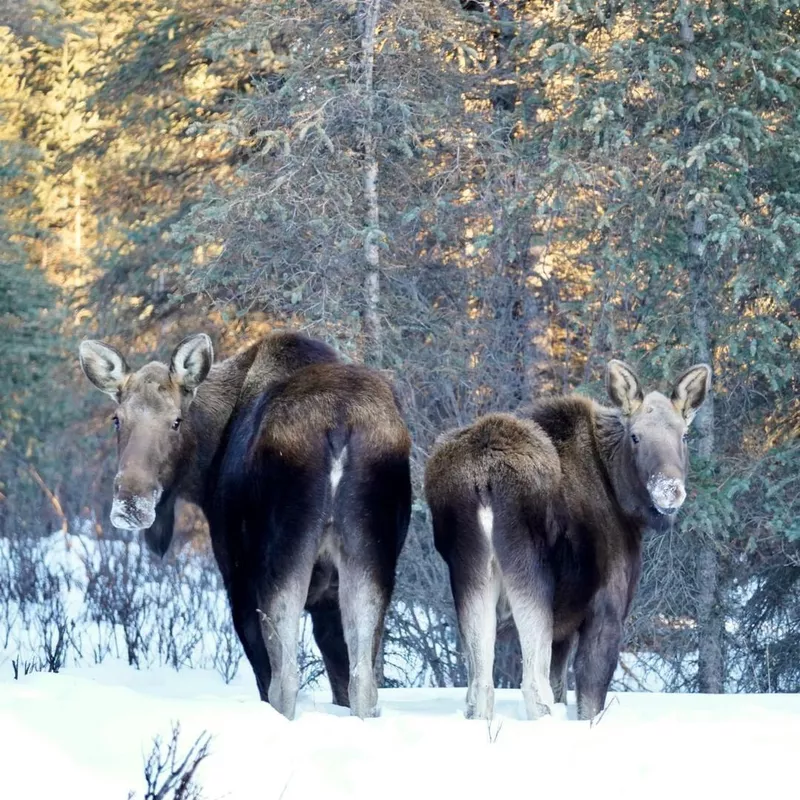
[2,660,799,799]
[3,532,798,798]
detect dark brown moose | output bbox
[424,359,711,721]
[79,332,412,720]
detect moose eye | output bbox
[112,415,120,430]
[171,418,182,431]
[631,434,640,444]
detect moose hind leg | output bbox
[505,578,555,720]
[456,563,501,721]
[259,564,315,720]
[337,561,387,718]
[335,446,409,719]
[491,498,556,720]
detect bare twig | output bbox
[136,722,212,800]
[589,695,620,729]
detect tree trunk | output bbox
[680,11,724,694]
[74,168,83,257]
[692,283,724,692]
[359,0,382,368]
[357,3,386,683]
[488,3,549,402]
[489,1,518,141]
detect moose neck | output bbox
[593,404,651,531]
[177,343,260,505]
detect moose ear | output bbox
[169,334,213,393]
[671,363,711,425]
[606,359,644,416]
[79,340,130,400]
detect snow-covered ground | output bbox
[3,659,800,799]
[2,532,799,798]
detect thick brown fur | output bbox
[79,331,412,720]
[424,361,710,721]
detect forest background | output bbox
[1,0,798,694]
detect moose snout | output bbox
[646,473,686,515]
[110,472,162,530]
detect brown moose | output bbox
[79,331,412,720]
[424,360,711,721]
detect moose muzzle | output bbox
[110,472,163,530]
[646,472,686,515]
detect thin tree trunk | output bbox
[693,277,723,691]
[489,1,518,141]
[692,286,724,692]
[360,0,382,368]
[357,0,387,681]
[489,3,548,403]
[74,169,83,257]
[680,11,724,693]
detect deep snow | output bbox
[2,532,798,798]
[2,660,800,799]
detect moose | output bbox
[424,359,711,721]
[79,331,412,720]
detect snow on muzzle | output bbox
[646,473,686,516]
[110,485,163,530]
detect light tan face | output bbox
[628,392,690,514]
[606,359,711,517]
[79,334,213,531]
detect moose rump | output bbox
[424,413,562,721]
[211,363,412,720]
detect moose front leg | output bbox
[573,594,623,721]
[550,634,576,705]
[310,601,350,708]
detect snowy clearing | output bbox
[2,532,798,798]
[2,660,799,799]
